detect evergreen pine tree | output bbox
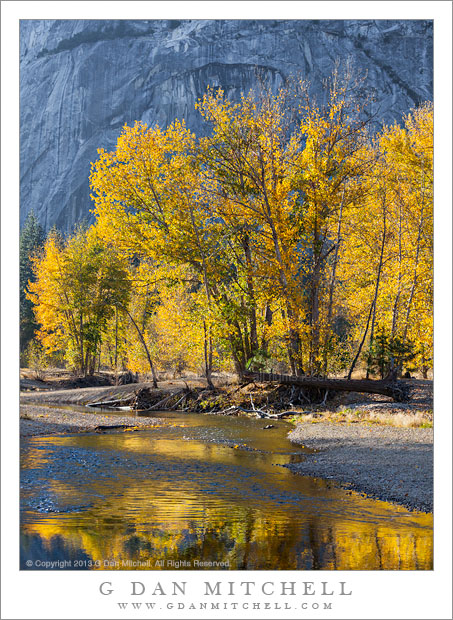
[366,327,416,379]
[20,210,46,352]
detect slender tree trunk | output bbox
[208,334,213,384]
[84,349,90,377]
[261,303,273,356]
[89,349,97,376]
[323,188,345,374]
[122,306,158,388]
[391,198,404,336]
[188,205,215,389]
[80,314,85,376]
[281,307,297,375]
[243,235,258,357]
[141,284,150,333]
[55,254,80,351]
[310,254,322,375]
[287,313,302,374]
[366,202,387,379]
[114,306,118,370]
[233,320,247,372]
[309,200,326,377]
[243,319,251,363]
[265,199,301,373]
[349,195,387,380]
[205,323,214,389]
[402,202,425,343]
[203,320,215,389]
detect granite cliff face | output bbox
[20,19,433,231]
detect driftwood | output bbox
[216,406,301,419]
[172,392,189,409]
[216,393,305,419]
[85,386,191,412]
[88,396,135,408]
[94,424,135,432]
[241,371,410,402]
[257,410,297,419]
[139,388,185,411]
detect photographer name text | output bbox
[100,580,351,611]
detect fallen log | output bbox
[261,410,310,419]
[256,410,296,419]
[87,396,134,408]
[241,372,410,402]
[172,392,189,409]
[140,388,185,411]
[214,405,300,419]
[94,424,135,432]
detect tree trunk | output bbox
[265,197,302,374]
[203,320,215,390]
[281,307,297,375]
[79,314,84,376]
[114,306,118,370]
[309,253,322,375]
[243,235,258,357]
[84,349,90,377]
[122,306,158,388]
[366,197,387,379]
[188,205,215,389]
[229,337,245,377]
[402,201,425,344]
[391,196,404,337]
[323,187,345,374]
[261,303,273,355]
[349,193,387,380]
[242,371,410,402]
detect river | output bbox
[20,408,433,570]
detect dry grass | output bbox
[290,406,433,428]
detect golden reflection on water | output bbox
[21,507,432,570]
[21,415,433,571]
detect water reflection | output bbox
[21,411,433,570]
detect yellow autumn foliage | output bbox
[28,73,432,380]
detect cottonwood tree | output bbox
[87,78,433,380]
[340,103,433,378]
[291,66,375,375]
[28,227,131,375]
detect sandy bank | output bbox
[20,404,162,437]
[287,422,433,512]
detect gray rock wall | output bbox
[20,19,432,231]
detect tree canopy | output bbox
[26,73,433,380]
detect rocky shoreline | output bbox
[20,378,434,513]
[20,404,162,437]
[286,422,433,513]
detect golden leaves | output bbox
[40,80,433,378]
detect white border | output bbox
[2,3,452,619]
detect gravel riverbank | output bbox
[20,404,162,437]
[20,379,434,513]
[287,422,433,513]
